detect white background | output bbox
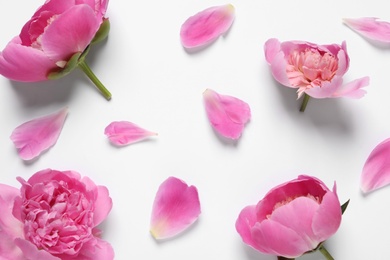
[0,0,389,259]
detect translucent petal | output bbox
[344,17,390,43]
[104,121,157,146]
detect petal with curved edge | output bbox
[343,17,390,43]
[41,5,100,62]
[305,77,343,99]
[180,4,235,48]
[235,205,259,250]
[150,177,201,240]
[104,121,157,146]
[10,107,68,160]
[361,138,390,193]
[0,37,57,82]
[93,185,113,226]
[77,238,115,260]
[203,89,251,140]
[14,238,60,260]
[331,76,369,98]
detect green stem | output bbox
[318,245,334,260]
[299,93,310,112]
[277,257,294,260]
[78,60,111,100]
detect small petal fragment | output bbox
[203,88,251,139]
[104,121,157,146]
[10,107,68,160]
[150,177,201,240]
[361,138,390,193]
[343,17,390,43]
[180,4,235,48]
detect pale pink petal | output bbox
[41,5,100,62]
[305,77,343,99]
[361,138,390,193]
[104,121,157,146]
[14,238,61,260]
[180,4,235,48]
[76,238,115,260]
[0,37,57,81]
[203,89,251,139]
[93,186,113,226]
[331,76,369,98]
[10,107,68,160]
[150,176,201,240]
[343,17,390,43]
[235,205,259,250]
[264,39,292,87]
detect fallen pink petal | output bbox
[104,121,157,146]
[180,4,235,49]
[343,17,390,43]
[203,88,251,140]
[361,138,390,193]
[10,107,68,160]
[150,176,201,240]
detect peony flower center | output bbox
[286,48,338,97]
[28,12,59,50]
[21,180,94,255]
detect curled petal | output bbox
[343,17,390,43]
[361,138,390,193]
[150,177,201,240]
[10,107,68,160]
[104,121,157,146]
[203,89,251,139]
[331,76,369,98]
[180,4,235,48]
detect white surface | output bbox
[0,0,390,259]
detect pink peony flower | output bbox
[264,38,369,111]
[0,169,114,259]
[236,175,342,259]
[0,0,112,100]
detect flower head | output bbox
[264,38,369,111]
[0,169,114,259]
[236,175,342,259]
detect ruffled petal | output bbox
[150,177,201,240]
[180,4,235,48]
[203,89,251,139]
[331,76,369,98]
[41,5,100,62]
[104,121,157,146]
[343,17,390,43]
[10,107,68,160]
[0,37,57,81]
[14,238,61,260]
[361,138,390,193]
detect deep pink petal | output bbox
[180,4,235,48]
[41,5,100,62]
[14,238,61,260]
[331,76,369,98]
[343,17,390,43]
[0,37,57,81]
[203,89,251,139]
[361,138,390,193]
[76,238,114,260]
[150,176,201,239]
[235,205,259,249]
[10,107,68,160]
[312,184,342,242]
[93,186,113,226]
[104,121,157,146]
[251,220,310,258]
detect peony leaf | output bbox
[343,17,390,43]
[203,88,251,140]
[180,4,235,49]
[361,138,390,193]
[104,121,157,146]
[150,177,201,240]
[10,107,68,160]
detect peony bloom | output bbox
[264,38,369,111]
[0,0,112,100]
[236,175,342,259]
[0,169,114,259]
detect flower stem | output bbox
[78,60,111,100]
[277,257,294,260]
[299,93,310,112]
[318,245,334,260]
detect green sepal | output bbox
[47,52,82,80]
[91,19,110,44]
[341,199,350,215]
